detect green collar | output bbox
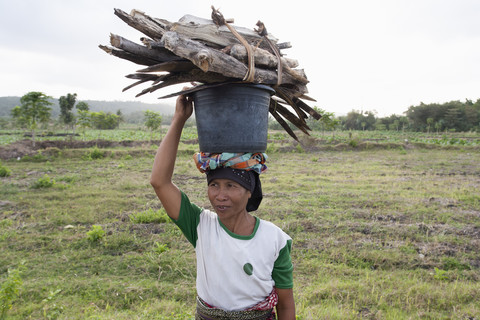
[218,216,260,240]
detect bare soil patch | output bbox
[0,139,160,160]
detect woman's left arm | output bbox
[275,288,295,320]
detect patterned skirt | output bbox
[195,296,275,320]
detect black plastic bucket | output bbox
[192,83,275,153]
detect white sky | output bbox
[1,0,479,116]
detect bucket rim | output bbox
[191,82,276,96]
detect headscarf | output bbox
[194,152,267,174]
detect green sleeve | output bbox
[272,239,294,289]
[171,191,202,247]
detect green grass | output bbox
[0,135,479,319]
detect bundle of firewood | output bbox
[99,7,321,140]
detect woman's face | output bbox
[207,178,251,217]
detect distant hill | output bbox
[0,96,175,120]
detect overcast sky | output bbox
[1,0,479,116]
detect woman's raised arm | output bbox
[150,93,193,220]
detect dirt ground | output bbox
[0,139,160,160]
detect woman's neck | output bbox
[219,211,256,236]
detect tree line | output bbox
[8,91,163,144]
[270,99,480,133]
[7,91,480,141]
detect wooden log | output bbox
[229,44,298,69]
[133,69,231,97]
[297,94,317,102]
[273,102,311,134]
[125,73,161,80]
[269,101,299,141]
[229,44,308,84]
[110,34,182,63]
[136,60,196,73]
[293,97,322,120]
[99,45,159,66]
[171,14,279,52]
[275,87,308,123]
[130,9,171,31]
[277,42,292,50]
[114,8,166,40]
[122,74,160,92]
[161,31,307,91]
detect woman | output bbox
[150,92,295,319]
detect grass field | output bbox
[1,130,479,319]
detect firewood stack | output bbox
[99,7,322,141]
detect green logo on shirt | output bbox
[243,263,253,275]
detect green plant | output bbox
[0,162,11,177]
[0,219,14,241]
[32,174,56,189]
[442,257,471,271]
[20,150,48,162]
[433,267,448,281]
[82,146,105,160]
[130,208,169,224]
[295,143,305,153]
[0,219,13,228]
[152,241,169,254]
[0,263,25,320]
[86,225,105,243]
[42,289,63,320]
[349,138,359,148]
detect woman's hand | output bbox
[174,91,193,123]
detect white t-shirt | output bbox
[174,191,293,311]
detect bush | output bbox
[32,174,56,189]
[82,146,105,160]
[86,225,105,243]
[0,163,11,177]
[349,138,360,148]
[442,257,471,271]
[20,151,48,162]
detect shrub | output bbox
[0,263,25,320]
[295,143,305,153]
[122,154,133,160]
[442,257,471,271]
[20,151,48,162]
[349,138,359,148]
[86,225,105,242]
[130,208,169,224]
[32,174,56,189]
[82,146,105,160]
[0,162,11,177]
[433,267,448,281]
